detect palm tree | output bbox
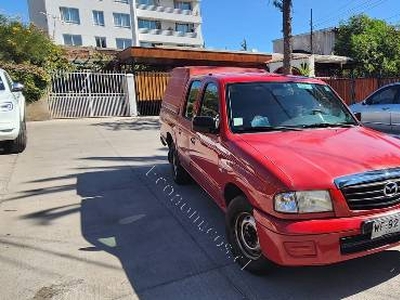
[272,0,292,75]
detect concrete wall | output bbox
[27,0,48,33]
[273,29,336,55]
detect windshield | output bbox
[227,82,357,133]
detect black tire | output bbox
[5,121,27,154]
[170,143,191,185]
[226,195,274,274]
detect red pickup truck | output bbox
[160,67,400,273]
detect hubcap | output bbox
[234,212,261,260]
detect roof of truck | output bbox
[175,66,324,85]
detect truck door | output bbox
[189,82,222,202]
[176,80,202,169]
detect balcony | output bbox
[138,27,201,46]
[136,3,201,23]
[138,27,198,39]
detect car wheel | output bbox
[170,143,191,185]
[5,121,27,154]
[226,195,274,274]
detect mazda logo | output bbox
[383,181,399,197]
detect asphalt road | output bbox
[1,117,400,300]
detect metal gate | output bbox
[134,71,170,116]
[49,71,130,118]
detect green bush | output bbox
[0,14,71,102]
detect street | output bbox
[1,117,400,300]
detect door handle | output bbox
[382,107,390,111]
[190,137,196,144]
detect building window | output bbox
[138,18,161,30]
[95,37,107,48]
[139,42,153,48]
[113,13,131,28]
[174,1,192,10]
[63,34,82,46]
[116,38,132,49]
[138,0,156,4]
[115,0,129,3]
[92,10,105,26]
[175,23,194,33]
[60,7,80,24]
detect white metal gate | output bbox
[48,71,130,118]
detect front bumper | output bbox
[254,209,400,266]
[0,121,19,141]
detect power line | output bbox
[314,0,388,29]
[313,0,367,24]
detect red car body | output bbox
[160,67,400,267]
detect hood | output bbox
[237,127,400,190]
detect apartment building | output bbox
[28,0,203,49]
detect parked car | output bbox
[0,68,27,153]
[349,82,400,133]
[160,67,400,274]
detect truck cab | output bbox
[160,67,400,273]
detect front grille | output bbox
[335,168,400,211]
[340,232,400,254]
[341,179,400,210]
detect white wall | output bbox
[28,0,203,49]
[42,0,133,48]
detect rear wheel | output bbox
[226,195,274,274]
[4,121,27,154]
[170,143,191,185]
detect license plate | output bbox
[369,213,400,239]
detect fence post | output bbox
[126,73,137,117]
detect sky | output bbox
[1,0,400,53]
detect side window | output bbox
[200,83,219,118]
[368,87,398,105]
[0,76,5,91]
[184,80,201,119]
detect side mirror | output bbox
[193,116,218,133]
[361,100,367,106]
[354,112,362,121]
[12,82,24,92]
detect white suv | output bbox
[0,69,27,153]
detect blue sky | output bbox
[1,0,400,52]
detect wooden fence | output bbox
[131,71,400,116]
[322,77,400,105]
[134,71,170,116]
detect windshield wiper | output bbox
[238,126,304,133]
[301,122,357,129]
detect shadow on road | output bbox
[92,118,160,132]
[17,160,400,299]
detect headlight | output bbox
[0,102,14,112]
[274,190,333,213]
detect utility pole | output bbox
[310,8,313,54]
[282,0,292,75]
[40,12,59,41]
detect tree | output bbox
[0,15,70,102]
[272,0,292,75]
[334,14,400,77]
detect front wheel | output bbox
[4,121,27,154]
[226,195,274,274]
